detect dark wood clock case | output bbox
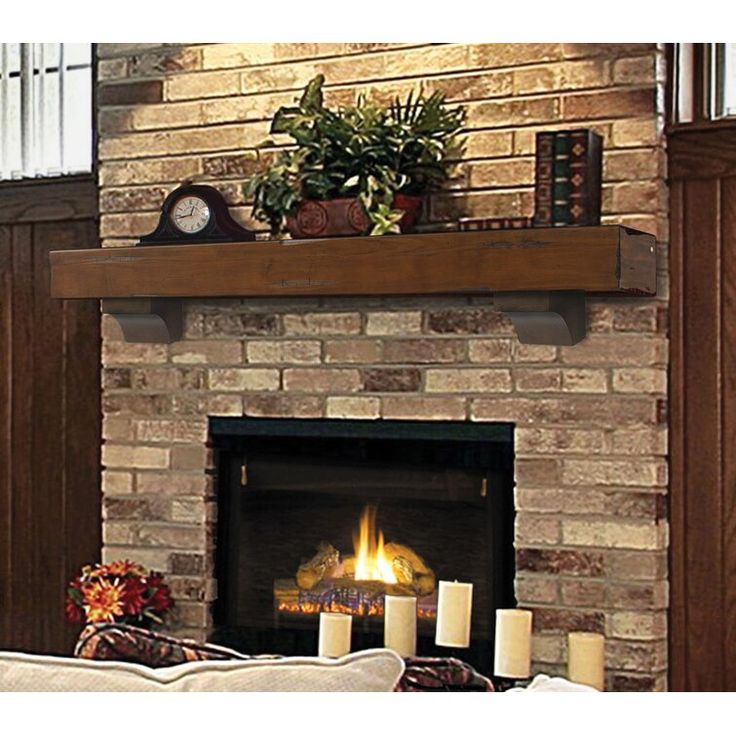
[138,184,256,245]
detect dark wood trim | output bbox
[0,176,97,222]
[49,225,656,300]
[668,118,736,691]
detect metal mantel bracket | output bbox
[102,298,183,343]
[494,291,587,346]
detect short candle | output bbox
[568,632,605,691]
[435,580,473,648]
[493,609,532,679]
[318,612,352,658]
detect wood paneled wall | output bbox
[669,125,736,690]
[0,177,101,655]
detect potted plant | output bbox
[245,75,465,238]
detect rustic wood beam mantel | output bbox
[49,225,656,346]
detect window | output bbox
[712,43,736,119]
[0,43,92,180]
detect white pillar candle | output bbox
[318,612,352,658]
[384,595,417,657]
[493,609,532,679]
[568,632,605,691]
[435,580,473,648]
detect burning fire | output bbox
[353,506,397,584]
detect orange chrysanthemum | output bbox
[82,579,126,623]
[105,560,146,577]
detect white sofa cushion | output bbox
[0,648,404,692]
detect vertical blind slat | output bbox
[0,44,7,176]
[20,43,33,175]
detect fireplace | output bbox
[209,417,515,674]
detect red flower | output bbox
[121,577,146,616]
[65,595,82,623]
[147,574,174,613]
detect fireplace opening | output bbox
[210,418,515,674]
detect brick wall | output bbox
[96,43,669,690]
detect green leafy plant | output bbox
[245,75,466,236]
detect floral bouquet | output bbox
[65,560,174,627]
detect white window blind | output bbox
[721,43,736,117]
[0,42,92,180]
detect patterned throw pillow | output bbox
[74,623,268,667]
[395,656,495,692]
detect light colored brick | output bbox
[326,396,380,419]
[562,520,666,550]
[516,428,606,455]
[468,338,512,363]
[381,396,466,420]
[102,470,134,494]
[171,341,242,364]
[514,368,562,392]
[608,611,667,640]
[283,368,361,393]
[365,311,422,335]
[562,459,667,488]
[611,427,667,456]
[246,340,321,364]
[208,368,280,391]
[103,341,168,365]
[425,368,512,393]
[559,336,666,366]
[612,368,667,394]
[516,514,561,545]
[324,339,381,363]
[283,312,361,336]
[561,368,609,393]
[512,343,557,363]
[103,444,170,470]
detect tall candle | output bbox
[568,632,605,690]
[384,595,417,657]
[435,580,473,648]
[318,612,352,658]
[493,609,532,679]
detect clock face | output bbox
[170,195,211,234]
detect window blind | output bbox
[0,42,92,180]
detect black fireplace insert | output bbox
[210,417,515,675]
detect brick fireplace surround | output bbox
[96,43,669,690]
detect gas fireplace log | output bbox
[296,542,341,591]
[384,543,436,596]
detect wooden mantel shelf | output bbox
[49,225,656,346]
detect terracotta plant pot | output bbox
[286,194,423,239]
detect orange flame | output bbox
[353,505,397,584]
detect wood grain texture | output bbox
[669,129,736,690]
[0,178,100,656]
[49,225,657,300]
[0,177,96,223]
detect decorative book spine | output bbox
[552,133,572,226]
[533,132,555,227]
[533,129,603,227]
[567,130,602,227]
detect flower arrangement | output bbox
[65,560,174,627]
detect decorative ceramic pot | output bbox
[285,194,423,239]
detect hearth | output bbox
[210,418,515,674]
